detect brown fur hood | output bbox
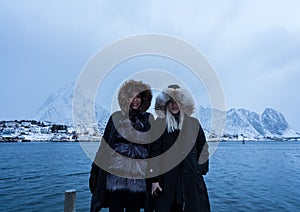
[118,79,152,113]
[155,85,195,118]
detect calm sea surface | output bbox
[0,141,299,212]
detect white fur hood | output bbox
[155,85,195,118]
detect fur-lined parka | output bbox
[150,85,210,212]
[89,80,154,212]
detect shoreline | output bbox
[1,139,299,143]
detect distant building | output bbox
[5,121,18,128]
[21,121,31,127]
[30,126,40,133]
[3,128,16,135]
[40,127,50,134]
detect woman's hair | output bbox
[166,104,184,133]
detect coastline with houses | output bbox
[1,119,299,143]
[0,120,79,142]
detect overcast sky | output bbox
[1,0,300,131]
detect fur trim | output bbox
[107,143,148,177]
[118,80,152,113]
[106,142,148,192]
[106,174,146,193]
[116,119,151,144]
[155,85,195,118]
[113,143,149,159]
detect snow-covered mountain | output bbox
[199,106,299,139]
[34,83,110,127]
[34,83,298,139]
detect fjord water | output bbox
[0,141,299,212]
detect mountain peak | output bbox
[261,108,289,135]
[34,83,109,126]
[199,106,297,139]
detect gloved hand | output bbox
[89,172,98,194]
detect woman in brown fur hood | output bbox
[89,79,154,212]
[118,79,152,114]
[150,85,210,212]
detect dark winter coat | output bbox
[89,80,154,212]
[150,115,210,212]
[90,111,154,211]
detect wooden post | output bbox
[64,189,76,212]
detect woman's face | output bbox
[129,92,142,110]
[167,100,180,115]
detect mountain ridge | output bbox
[33,84,299,139]
[199,106,299,139]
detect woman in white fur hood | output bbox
[150,84,210,212]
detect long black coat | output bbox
[150,115,210,212]
[90,111,154,212]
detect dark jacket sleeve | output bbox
[89,114,115,194]
[196,121,209,175]
[90,115,114,173]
